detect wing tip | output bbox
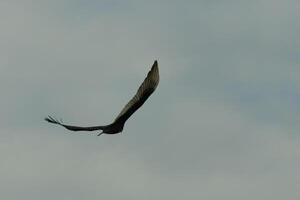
[45,115,62,125]
[151,60,159,72]
[151,60,159,80]
[153,60,158,69]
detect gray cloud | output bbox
[1,0,300,199]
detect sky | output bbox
[1,0,300,199]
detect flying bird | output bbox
[45,60,159,136]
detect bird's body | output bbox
[45,60,159,135]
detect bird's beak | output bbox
[97,131,104,136]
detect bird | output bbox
[45,60,159,136]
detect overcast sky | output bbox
[1,0,300,199]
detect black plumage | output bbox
[45,60,159,136]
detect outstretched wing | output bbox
[45,116,105,131]
[113,60,159,124]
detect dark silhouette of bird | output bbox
[45,60,159,136]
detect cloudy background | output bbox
[1,0,300,199]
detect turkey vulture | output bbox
[45,60,159,136]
